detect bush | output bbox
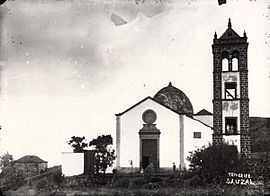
[187,142,240,185]
[52,169,64,186]
[36,177,49,190]
[143,163,156,182]
[150,177,163,183]
[141,182,161,190]
[1,167,24,191]
[129,177,145,188]
[114,177,129,188]
[93,175,107,185]
[184,174,203,187]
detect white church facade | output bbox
[115,19,251,172]
[115,83,213,171]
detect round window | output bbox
[142,109,157,124]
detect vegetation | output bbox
[0,152,13,169]
[0,152,24,191]
[89,135,116,174]
[187,142,240,185]
[52,169,65,187]
[67,136,88,152]
[252,140,270,152]
[242,152,270,192]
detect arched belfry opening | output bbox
[232,50,239,71]
[221,50,239,72]
[139,109,160,169]
[232,58,238,71]
[222,58,229,71]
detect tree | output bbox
[67,136,88,152]
[187,142,240,185]
[0,152,24,191]
[89,135,116,174]
[0,152,13,171]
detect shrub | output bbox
[184,174,203,187]
[52,169,65,186]
[142,182,161,190]
[114,177,129,188]
[143,163,156,182]
[187,142,240,185]
[129,177,145,188]
[36,177,49,190]
[1,167,24,191]
[94,175,107,185]
[150,177,163,183]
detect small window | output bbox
[225,82,237,99]
[193,132,201,139]
[225,117,237,135]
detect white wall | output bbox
[61,152,84,176]
[118,98,180,168]
[193,115,213,127]
[183,116,213,168]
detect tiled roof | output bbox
[15,155,47,163]
[153,82,194,115]
[194,109,212,116]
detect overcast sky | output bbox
[0,0,269,166]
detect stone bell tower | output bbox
[212,19,251,156]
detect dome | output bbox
[153,82,194,115]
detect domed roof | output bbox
[153,82,194,115]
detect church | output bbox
[115,19,252,172]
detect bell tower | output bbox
[212,19,251,156]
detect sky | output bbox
[0,0,269,166]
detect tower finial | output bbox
[228,18,232,28]
[214,31,217,39]
[168,82,172,87]
[243,30,247,37]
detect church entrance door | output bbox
[141,139,158,169]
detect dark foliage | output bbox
[187,143,240,185]
[0,152,24,191]
[1,167,24,191]
[150,177,162,183]
[36,177,50,190]
[252,140,270,152]
[143,163,156,182]
[242,152,270,192]
[114,177,130,188]
[52,169,65,186]
[67,136,88,153]
[131,177,146,187]
[89,135,116,174]
[0,152,13,170]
